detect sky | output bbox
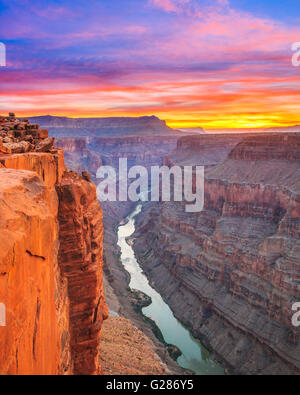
[0,0,300,129]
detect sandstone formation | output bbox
[0,114,52,154]
[56,171,109,374]
[0,114,108,375]
[0,169,72,375]
[133,132,300,375]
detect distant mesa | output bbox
[26,115,184,138]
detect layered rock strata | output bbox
[0,168,72,375]
[133,133,300,375]
[56,172,108,374]
[0,115,108,375]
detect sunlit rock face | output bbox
[133,133,300,375]
[0,116,108,375]
[0,166,72,375]
[56,171,109,375]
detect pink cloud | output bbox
[149,0,190,13]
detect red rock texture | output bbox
[0,116,108,375]
[0,168,72,375]
[56,171,109,375]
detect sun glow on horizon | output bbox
[1,0,300,130]
[8,109,300,131]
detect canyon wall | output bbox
[0,167,72,375]
[133,133,300,375]
[55,138,102,176]
[0,115,108,375]
[53,133,181,298]
[56,171,108,374]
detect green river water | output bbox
[117,203,224,375]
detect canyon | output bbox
[2,113,299,375]
[133,132,300,374]
[0,114,183,375]
[36,116,300,375]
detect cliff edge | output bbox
[0,114,108,375]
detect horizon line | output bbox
[3,113,299,131]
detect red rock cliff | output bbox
[0,115,107,375]
[56,171,108,374]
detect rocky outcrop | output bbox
[0,115,52,154]
[133,132,300,375]
[0,115,108,375]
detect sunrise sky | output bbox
[0,0,300,129]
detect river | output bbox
[117,203,224,375]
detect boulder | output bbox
[3,141,32,154]
[35,137,55,152]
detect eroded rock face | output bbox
[133,133,300,375]
[163,134,244,167]
[55,138,102,176]
[0,114,50,154]
[0,115,108,375]
[56,171,109,375]
[0,169,72,375]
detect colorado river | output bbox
[117,203,224,375]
